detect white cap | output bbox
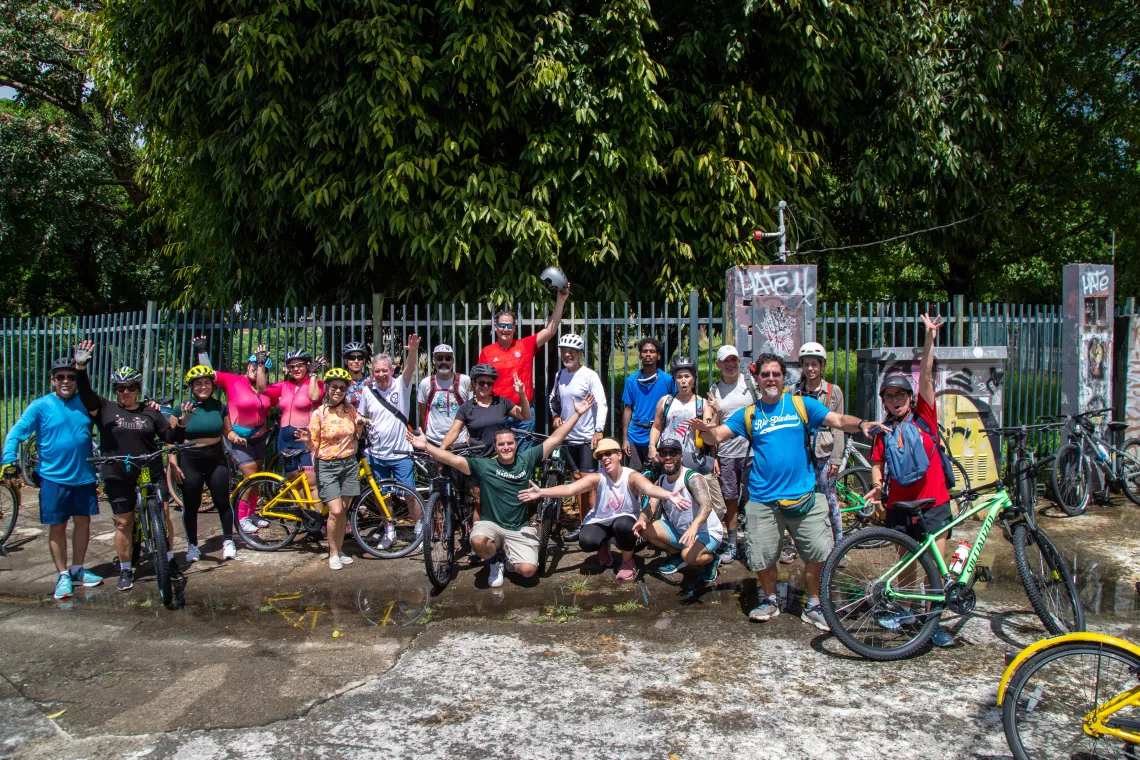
[433,344,454,356]
[716,345,740,361]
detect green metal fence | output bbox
[1,296,1066,439]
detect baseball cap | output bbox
[433,344,454,356]
[657,434,684,454]
[717,345,739,361]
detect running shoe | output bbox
[698,556,720,584]
[255,518,270,529]
[329,554,343,570]
[185,544,201,563]
[378,525,396,550]
[616,558,637,582]
[800,602,829,631]
[222,540,238,560]
[116,568,134,591]
[239,518,259,535]
[718,543,737,565]
[596,542,614,567]
[69,567,103,587]
[748,597,781,622]
[487,560,505,588]
[338,553,354,565]
[930,626,954,647]
[54,573,73,600]
[168,560,185,583]
[656,556,687,576]
[876,608,917,630]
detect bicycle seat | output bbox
[891,498,936,512]
[1106,421,1129,432]
[279,449,307,460]
[154,397,174,408]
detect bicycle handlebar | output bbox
[87,443,196,466]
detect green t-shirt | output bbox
[465,447,544,531]
[183,397,227,439]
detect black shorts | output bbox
[104,473,168,515]
[564,443,598,473]
[885,501,953,542]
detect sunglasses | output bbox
[328,385,347,393]
[114,385,140,393]
[475,379,495,387]
[659,449,683,457]
[53,373,77,381]
[598,450,621,458]
[286,362,308,369]
[758,371,783,379]
[882,391,909,403]
[345,354,365,361]
[495,322,515,330]
[434,355,453,361]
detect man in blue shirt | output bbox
[692,353,876,631]
[2,350,104,600]
[621,338,676,473]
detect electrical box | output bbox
[726,265,818,386]
[1062,264,1114,418]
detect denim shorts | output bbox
[368,456,415,489]
[278,426,313,470]
[39,479,99,525]
[658,519,721,554]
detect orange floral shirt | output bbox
[307,404,361,461]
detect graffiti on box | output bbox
[1125,318,1140,437]
[1081,268,1111,298]
[1080,331,1111,414]
[727,265,817,361]
[755,306,798,357]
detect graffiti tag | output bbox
[735,268,816,299]
[757,307,797,356]
[1082,268,1111,297]
[1127,318,1140,437]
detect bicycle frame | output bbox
[357,459,395,520]
[883,489,1014,605]
[251,471,324,520]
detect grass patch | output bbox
[612,600,641,613]
[566,578,590,594]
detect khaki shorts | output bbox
[315,457,360,502]
[706,471,726,519]
[742,494,834,570]
[470,521,540,568]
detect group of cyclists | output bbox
[1,271,961,642]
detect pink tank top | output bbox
[268,378,324,428]
[214,372,270,432]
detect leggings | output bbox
[813,455,842,542]
[578,515,638,552]
[180,444,234,545]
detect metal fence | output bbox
[2,295,1067,439]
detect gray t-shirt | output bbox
[714,377,755,459]
[417,374,473,445]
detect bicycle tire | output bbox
[1050,443,1089,516]
[1119,438,1140,505]
[147,499,175,608]
[422,491,455,591]
[1011,457,1037,516]
[165,458,184,509]
[1011,524,1084,635]
[351,480,425,559]
[0,483,19,545]
[820,527,942,661]
[18,436,40,488]
[233,475,299,551]
[835,466,875,534]
[1002,640,1140,760]
[536,472,561,575]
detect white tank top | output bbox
[583,467,639,525]
[656,468,724,541]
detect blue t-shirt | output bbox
[725,393,830,503]
[2,394,96,486]
[621,370,677,446]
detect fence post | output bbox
[371,293,382,356]
[953,295,965,346]
[141,300,157,387]
[688,289,699,368]
[1127,297,1136,315]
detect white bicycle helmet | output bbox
[558,333,585,351]
[798,341,827,361]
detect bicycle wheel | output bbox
[234,475,299,551]
[1051,444,1089,516]
[18,435,40,488]
[422,491,455,591]
[820,527,943,661]
[165,459,184,509]
[1119,438,1140,505]
[146,499,174,608]
[1012,524,1085,635]
[413,457,432,500]
[351,480,425,559]
[535,472,561,575]
[836,466,876,535]
[0,483,19,545]
[1003,640,1140,760]
[1011,457,1037,516]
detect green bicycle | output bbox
[821,480,1084,660]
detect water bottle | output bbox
[949,542,972,575]
[1095,441,1110,463]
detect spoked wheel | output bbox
[0,483,19,546]
[820,528,943,661]
[146,499,174,608]
[1051,444,1089,516]
[1119,438,1140,506]
[18,435,40,488]
[233,475,299,551]
[1011,458,1038,516]
[423,491,455,591]
[536,497,560,576]
[1002,640,1140,760]
[836,466,883,542]
[1011,524,1085,635]
[351,480,425,559]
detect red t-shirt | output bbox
[871,395,951,508]
[477,334,537,405]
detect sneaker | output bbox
[185,544,201,563]
[168,560,185,583]
[800,602,829,632]
[222,540,238,560]
[718,543,737,565]
[563,528,580,543]
[378,525,396,550]
[54,573,74,600]
[338,553,354,565]
[748,597,781,622]
[698,556,720,584]
[414,520,423,538]
[876,608,917,630]
[596,542,614,568]
[779,545,798,564]
[930,626,954,648]
[487,561,505,588]
[616,558,637,582]
[255,517,270,529]
[116,568,134,591]
[239,518,259,535]
[69,567,103,587]
[657,556,687,576]
[329,555,343,570]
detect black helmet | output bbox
[540,265,569,293]
[284,348,311,362]
[879,374,914,397]
[670,356,696,376]
[50,356,77,376]
[110,366,144,385]
[341,342,367,358]
[470,363,499,381]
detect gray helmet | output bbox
[879,374,914,397]
[670,356,696,376]
[50,356,77,376]
[657,434,684,454]
[110,366,143,385]
[470,363,499,381]
[284,348,311,362]
[540,265,569,293]
[341,342,368,359]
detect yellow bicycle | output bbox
[232,450,425,558]
[999,632,1140,759]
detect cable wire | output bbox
[791,208,993,256]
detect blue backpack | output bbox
[879,414,932,487]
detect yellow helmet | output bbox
[184,365,216,385]
[324,367,353,383]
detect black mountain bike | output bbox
[1050,408,1140,516]
[533,436,572,576]
[422,449,478,592]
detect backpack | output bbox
[741,393,814,474]
[912,415,957,490]
[877,414,932,487]
[427,374,467,415]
